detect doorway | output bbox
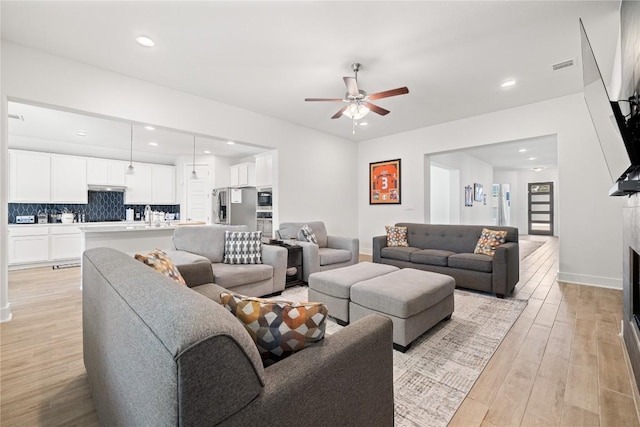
[528,182,554,235]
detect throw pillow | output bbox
[224,231,263,264]
[220,292,328,367]
[299,224,318,245]
[134,249,187,285]
[385,225,409,247]
[474,228,508,256]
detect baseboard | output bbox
[0,302,12,323]
[556,272,622,289]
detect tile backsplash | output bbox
[9,191,180,223]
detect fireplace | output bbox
[623,193,640,391]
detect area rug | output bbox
[281,286,527,427]
[519,239,545,260]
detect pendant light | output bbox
[190,136,198,180]
[126,124,135,175]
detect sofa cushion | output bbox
[300,224,318,244]
[448,253,493,273]
[173,225,248,263]
[220,292,328,367]
[474,228,507,256]
[163,249,210,266]
[224,231,263,264]
[134,249,187,285]
[385,225,408,247]
[380,246,421,262]
[319,247,352,266]
[213,263,273,289]
[410,249,456,267]
[191,283,228,303]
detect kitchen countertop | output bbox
[9,221,177,227]
[78,223,179,233]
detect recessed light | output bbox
[359,122,368,126]
[518,148,527,153]
[144,126,155,131]
[148,142,158,146]
[76,131,88,137]
[501,80,516,88]
[532,167,543,172]
[203,150,211,154]
[227,141,235,145]
[135,36,155,47]
[528,157,536,160]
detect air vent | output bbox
[8,114,24,121]
[552,59,575,71]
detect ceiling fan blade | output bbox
[331,106,348,119]
[343,76,359,97]
[368,87,409,101]
[366,103,390,116]
[305,98,344,102]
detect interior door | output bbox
[528,182,554,235]
[185,165,211,222]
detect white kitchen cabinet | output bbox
[87,158,127,186]
[51,154,88,203]
[9,150,51,202]
[230,162,256,187]
[50,226,82,260]
[255,154,273,187]
[151,165,176,204]
[125,163,153,204]
[8,226,50,264]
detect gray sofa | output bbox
[373,223,519,297]
[83,247,395,426]
[164,225,288,297]
[278,221,359,282]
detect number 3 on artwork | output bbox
[381,176,388,189]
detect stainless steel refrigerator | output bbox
[212,187,257,230]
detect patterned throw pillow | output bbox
[134,249,187,285]
[224,231,263,264]
[220,292,328,367]
[385,225,409,247]
[300,224,318,245]
[474,228,508,256]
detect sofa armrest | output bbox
[372,235,388,263]
[261,244,288,292]
[327,235,359,262]
[296,241,320,282]
[176,262,214,288]
[492,242,520,295]
[220,314,394,426]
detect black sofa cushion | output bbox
[380,246,420,262]
[448,253,493,273]
[410,249,456,266]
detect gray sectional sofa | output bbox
[82,247,395,426]
[373,223,519,297]
[164,224,288,297]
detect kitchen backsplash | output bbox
[9,191,180,223]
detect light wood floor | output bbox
[1,238,639,426]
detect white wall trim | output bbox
[0,303,13,323]
[557,272,623,290]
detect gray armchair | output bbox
[278,221,359,282]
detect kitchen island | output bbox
[79,222,178,256]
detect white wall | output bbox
[1,42,358,236]
[358,93,625,289]
[429,164,451,224]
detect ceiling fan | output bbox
[305,63,409,123]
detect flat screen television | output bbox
[580,19,640,196]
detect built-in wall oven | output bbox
[257,191,272,208]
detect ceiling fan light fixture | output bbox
[343,103,370,120]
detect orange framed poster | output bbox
[370,159,401,205]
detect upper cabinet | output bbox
[255,153,273,188]
[9,150,51,202]
[125,164,176,205]
[87,158,127,186]
[230,162,256,187]
[51,154,88,204]
[9,150,87,204]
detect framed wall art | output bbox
[370,159,401,204]
[474,183,484,202]
[464,185,473,206]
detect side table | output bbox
[264,242,303,287]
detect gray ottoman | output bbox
[350,268,455,352]
[308,262,399,325]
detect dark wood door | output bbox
[528,182,554,235]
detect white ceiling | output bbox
[1,1,621,166]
